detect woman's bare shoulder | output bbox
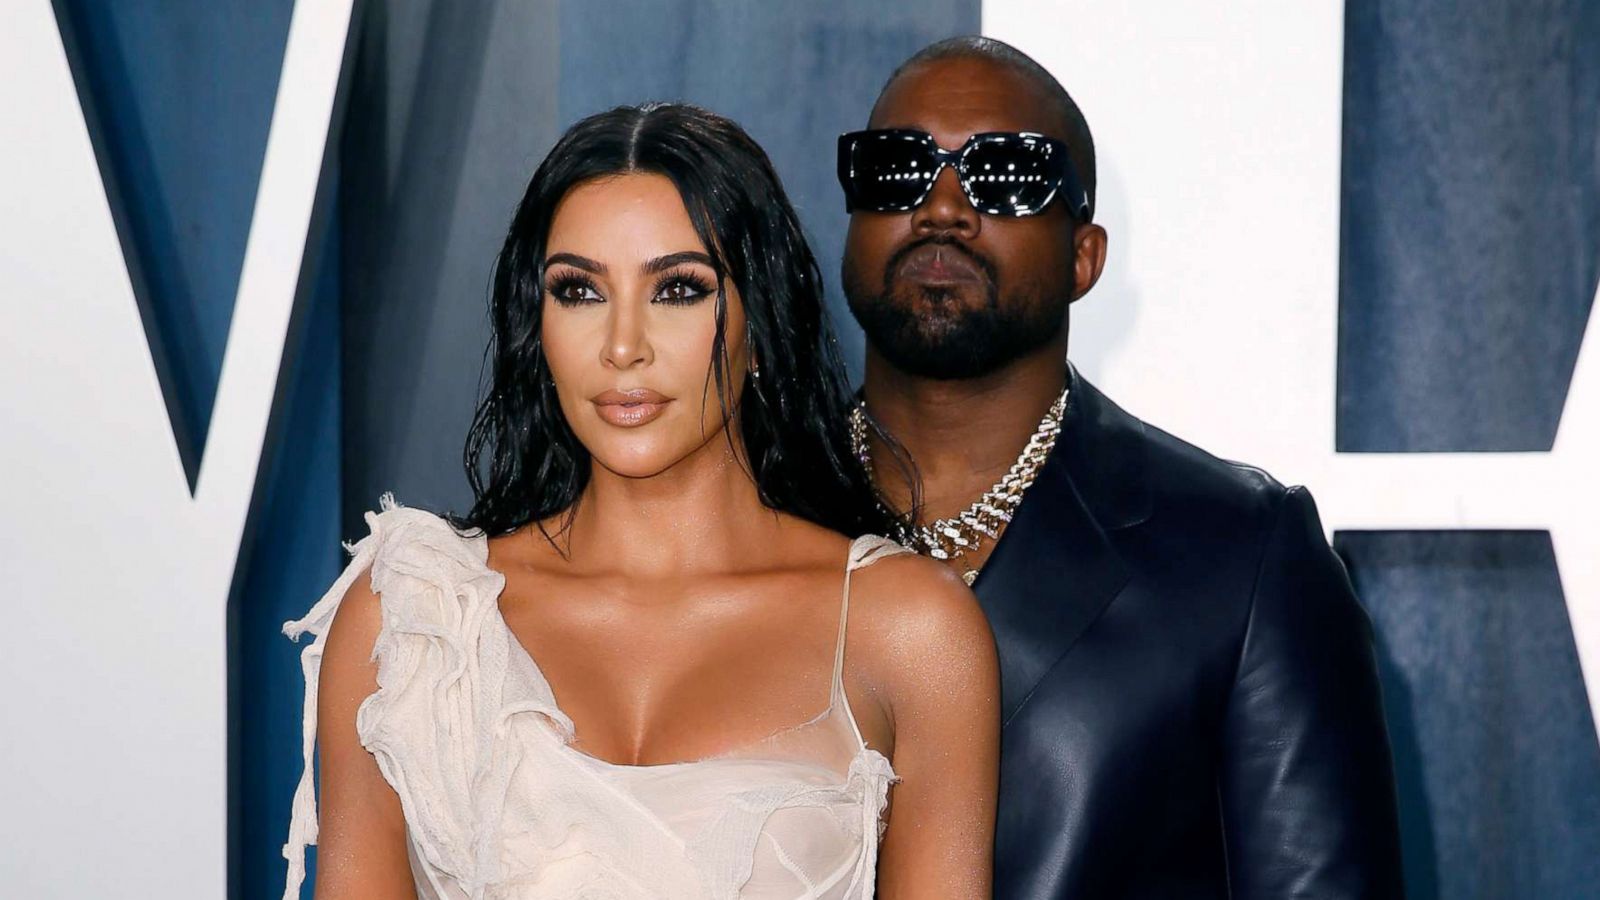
[322,568,384,672]
[854,548,988,629]
[846,547,997,685]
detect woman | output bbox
[282,103,998,899]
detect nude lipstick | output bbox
[591,388,673,427]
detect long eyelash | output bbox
[653,268,717,305]
[546,272,601,306]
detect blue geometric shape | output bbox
[557,0,981,383]
[51,0,294,490]
[1337,0,1600,451]
[230,209,342,900]
[1335,531,1600,900]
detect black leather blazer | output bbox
[975,367,1405,899]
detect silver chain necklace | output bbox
[849,387,1069,585]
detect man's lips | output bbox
[591,388,673,427]
[894,242,984,285]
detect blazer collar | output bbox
[973,364,1149,724]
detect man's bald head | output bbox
[871,36,1096,217]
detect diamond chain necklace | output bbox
[849,386,1069,585]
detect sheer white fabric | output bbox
[282,495,910,899]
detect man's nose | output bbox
[910,161,981,239]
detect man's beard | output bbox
[844,237,1068,381]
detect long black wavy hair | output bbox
[451,102,887,540]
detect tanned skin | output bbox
[315,173,999,898]
[844,56,1109,575]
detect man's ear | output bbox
[1069,222,1108,303]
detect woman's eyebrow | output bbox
[545,252,604,273]
[643,251,714,275]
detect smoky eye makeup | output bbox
[651,267,717,306]
[545,269,603,306]
[541,257,718,307]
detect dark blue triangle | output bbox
[52,0,296,492]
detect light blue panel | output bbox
[1338,0,1600,451]
[51,0,295,486]
[338,0,562,531]
[558,0,981,380]
[1336,532,1600,900]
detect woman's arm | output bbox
[864,558,1001,899]
[312,570,416,898]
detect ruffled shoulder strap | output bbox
[282,493,481,643]
[277,495,397,899]
[846,533,914,572]
[277,494,524,899]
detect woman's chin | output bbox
[586,444,685,481]
[578,415,736,483]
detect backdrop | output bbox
[1,2,1595,898]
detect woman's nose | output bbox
[601,304,652,370]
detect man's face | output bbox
[842,57,1094,381]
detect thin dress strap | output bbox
[830,535,913,732]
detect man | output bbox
[838,37,1405,898]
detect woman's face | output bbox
[541,172,749,479]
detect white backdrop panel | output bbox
[0,1,354,896]
[982,0,1600,741]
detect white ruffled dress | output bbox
[281,498,907,899]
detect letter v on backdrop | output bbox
[0,1,356,896]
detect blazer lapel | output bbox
[973,366,1147,725]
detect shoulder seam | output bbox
[1225,483,1296,692]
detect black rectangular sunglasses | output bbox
[837,128,1092,221]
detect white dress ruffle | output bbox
[282,495,905,899]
